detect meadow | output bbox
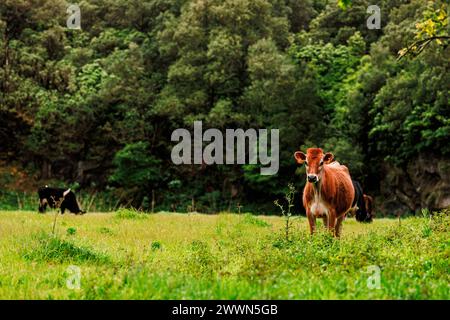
[0,209,448,300]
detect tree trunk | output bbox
[41,159,52,179]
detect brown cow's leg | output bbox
[327,210,337,236]
[334,215,345,238]
[306,210,316,235]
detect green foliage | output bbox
[114,208,148,220]
[110,142,162,189]
[151,241,162,251]
[0,190,37,211]
[323,137,365,177]
[23,232,110,264]
[66,227,77,236]
[369,49,449,164]
[416,4,448,40]
[337,0,352,10]
[0,0,448,214]
[242,213,271,228]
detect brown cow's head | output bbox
[294,148,334,184]
[363,194,374,220]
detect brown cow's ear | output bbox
[323,152,334,164]
[294,151,307,164]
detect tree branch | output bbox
[397,36,450,60]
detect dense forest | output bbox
[0,0,449,215]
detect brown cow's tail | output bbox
[363,194,374,223]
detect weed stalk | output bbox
[274,183,296,241]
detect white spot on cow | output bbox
[310,188,329,218]
[63,189,71,197]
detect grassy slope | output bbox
[0,210,448,299]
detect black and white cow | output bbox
[350,180,373,223]
[38,186,86,214]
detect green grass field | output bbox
[0,209,448,299]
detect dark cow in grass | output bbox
[350,180,373,223]
[38,186,85,214]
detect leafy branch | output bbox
[398,36,450,60]
[398,4,449,59]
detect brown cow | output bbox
[364,194,374,219]
[294,148,355,237]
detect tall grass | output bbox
[0,210,448,299]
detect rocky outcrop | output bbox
[379,155,450,215]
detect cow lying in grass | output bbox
[294,148,355,237]
[38,186,85,214]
